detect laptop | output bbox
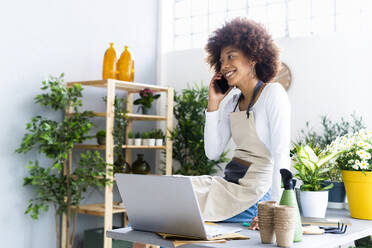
[115,174,242,240]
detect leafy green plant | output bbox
[128,131,133,139]
[133,88,160,114]
[293,145,341,191]
[141,132,149,139]
[292,114,366,181]
[96,130,106,145]
[16,74,112,248]
[153,129,165,140]
[135,132,141,139]
[168,84,229,175]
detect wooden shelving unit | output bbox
[62,79,174,248]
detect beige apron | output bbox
[192,110,273,222]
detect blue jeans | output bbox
[218,188,272,223]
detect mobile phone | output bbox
[214,76,230,94]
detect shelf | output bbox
[67,112,167,121]
[74,144,166,150]
[72,202,126,216]
[66,79,169,93]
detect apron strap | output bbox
[233,80,264,118]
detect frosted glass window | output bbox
[249,6,268,23]
[191,15,208,33]
[288,0,311,20]
[267,3,286,23]
[209,0,228,13]
[336,0,361,14]
[267,22,286,38]
[192,33,209,48]
[175,18,191,35]
[175,0,191,18]
[249,0,267,7]
[336,14,361,32]
[171,0,370,50]
[175,35,191,50]
[288,19,311,36]
[227,9,247,20]
[191,0,208,16]
[312,16,335,34]
[312,0,334,17]
[209,12,227,32]
[228,0,247,10]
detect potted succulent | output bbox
[148,130,156,146]
[133,88,160,114]
[293,145,340,218]
[154,128,165,146]
[141,132,150,146]
[326,129,372,220]
[127,131,134,146]
[134,132,141,146]
[96,130,106,145]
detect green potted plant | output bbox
[96,130,106,145]
[293,145,340,218]
[127,131,134,146]
[148,130,156,146]
[168,84,228,175]
[154,128,165,146]
[291,114,366,209]
[134,132,141,146]
[141,132,150,146]
[326,129,372,220]
[133,88,160,114]
[15,74,112,248]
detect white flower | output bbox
[353,164,360,170]
[364,153,371,160]
[348,159,354,164]
[355,160,361,165]
[360,161,369,170]
[357,150,365,158]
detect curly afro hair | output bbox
[205,17,281,83]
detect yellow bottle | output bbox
[102,43,117,80]
[117,46,134,82]
[129,60,134,82]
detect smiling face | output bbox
[219,46,256,88]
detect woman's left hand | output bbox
[249,216,259,230]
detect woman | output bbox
[191,18,290,230]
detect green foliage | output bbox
[169,84,228,176]
[291,114,366,181]
[128,131,133,139]
[16,74,111,225]
[293,145,341,191]
[141,132,149,139]
[153,129,165,140]
[133,88,160,109]
[135,132,141,139]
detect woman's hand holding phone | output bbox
[207,73,232,112]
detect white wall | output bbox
[0,0,159,247]
[162,32,372,173]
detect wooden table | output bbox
[106,209,372,248]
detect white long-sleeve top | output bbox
[204,82,291,202]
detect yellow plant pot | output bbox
[342,170,372,220]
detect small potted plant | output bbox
[96,130,106,146]
[322,161,346,209]
[127,131,134,146]
[148,130,156,146]
[133,88,160,114]
[154,129,165,146]
[141,132,150,146]
[326,129,372,220]
[134,132,141,146]
[293,145,340,218]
